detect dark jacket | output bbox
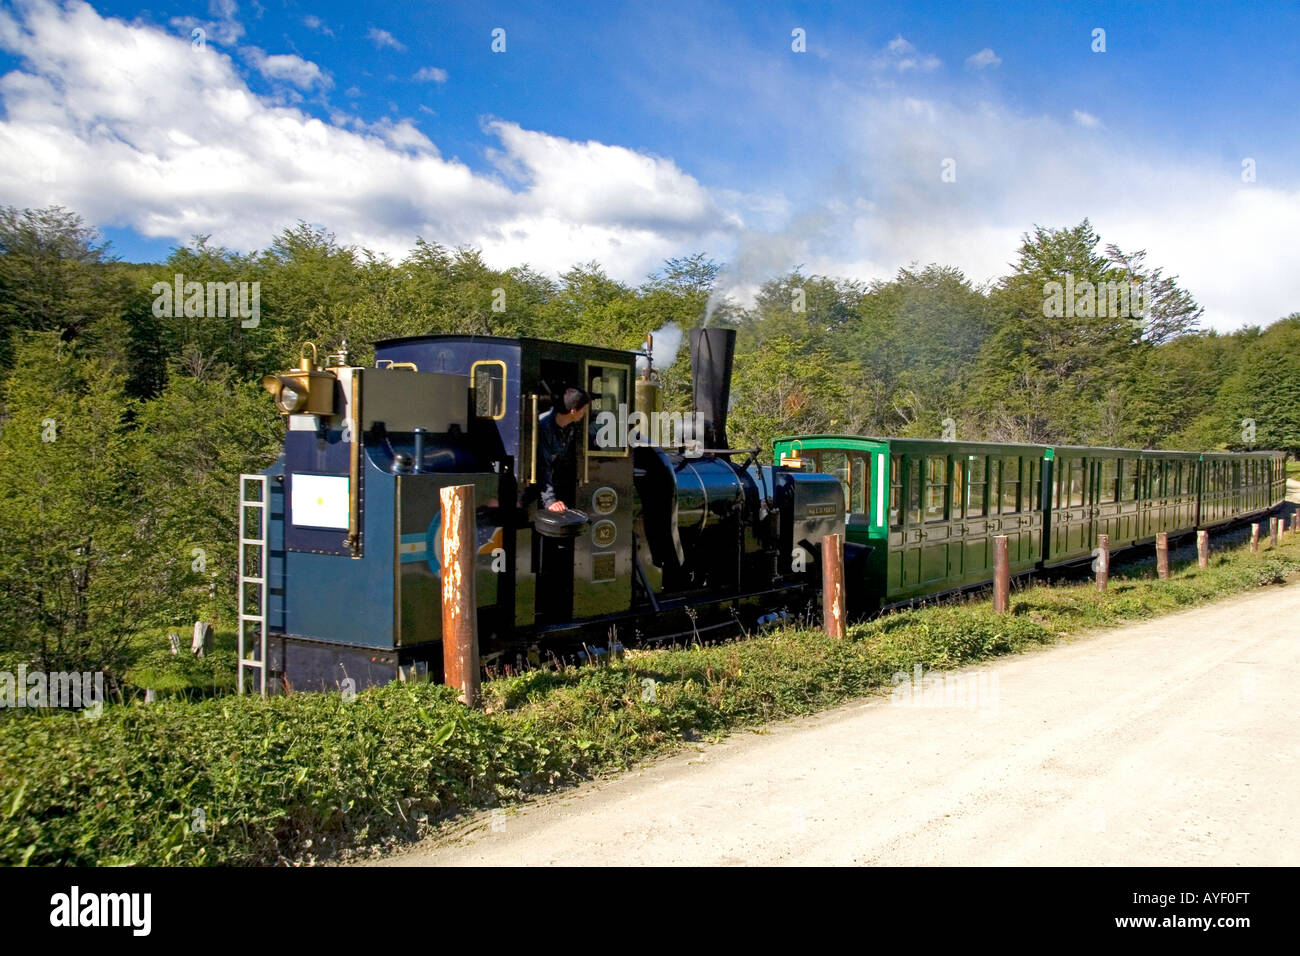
[537,409,581,507]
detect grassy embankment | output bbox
[3,526,1299,866]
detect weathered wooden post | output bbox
[1270,516,1279,548]
[440,484,480,706]
[993,535,1009,613]
[1155,532,1170,579]
[1250,522,1260,553]
[822,532,845,639]
[1197,530,1210,569]
[191,620,213,657]
[1096,534,1110,591]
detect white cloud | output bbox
[413,66,448,83]
[1072,109,1102,128]
[0,0,736,279]
[797,94,1300,330]
[170,0,243,46]
[484,120,737,238]
[367,27,406,52]
[302,15,333,37]
[877,34,941,73]
[965,48,1001,69]
[244,48,331,90]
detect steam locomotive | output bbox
[240,328,844,692]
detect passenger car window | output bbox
[1000,456,1021,513]
[1069,459,1084,507]
[849,454,869,516]
[1099,459,1117,503]
[908,458,922,525]
[966,455,987,518]
[889,455,903,528]
[925,455,948,523]
[819,451,850,509]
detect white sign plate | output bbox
[291,473,350,530]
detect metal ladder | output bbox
[238,474,269,696]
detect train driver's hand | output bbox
[547,500,568,513]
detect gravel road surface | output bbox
[372,580,1300,866]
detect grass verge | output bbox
[3,530,1299,866]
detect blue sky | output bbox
[1,0,1299,328]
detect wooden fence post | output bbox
[993,535,1009,613]
[1096,534,1110,591]
[1270,516,1279,548]
[1197,530,1210,569]
[822,533,845,639]
[441,484,480,706]
[1250,523,1260,553]
[1155,532,1169,579]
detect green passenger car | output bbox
[773,436,1049,613]
[773,435,1287,616]
[1043,447,1204,566]
[1199,452,1284,525]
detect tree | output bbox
[0,333,139,676]
[129,375,283,629]
[848,264,988,437]
[1203,315,1300,454]
[727,335,850,450]
[969,219,1202,445]
[0,205,130,376]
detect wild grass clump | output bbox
[3,532,1298,866]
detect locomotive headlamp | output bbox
[262,376,307,413]
[260,343,337,416]
[279,382,305,411]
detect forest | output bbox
[1,203,1297,684]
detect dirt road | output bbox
[376,582,1300,866]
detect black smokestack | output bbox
[690,327,736,451]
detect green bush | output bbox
[123,648,237,698]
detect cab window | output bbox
[585,363,629,455]
[471,361,506,419]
